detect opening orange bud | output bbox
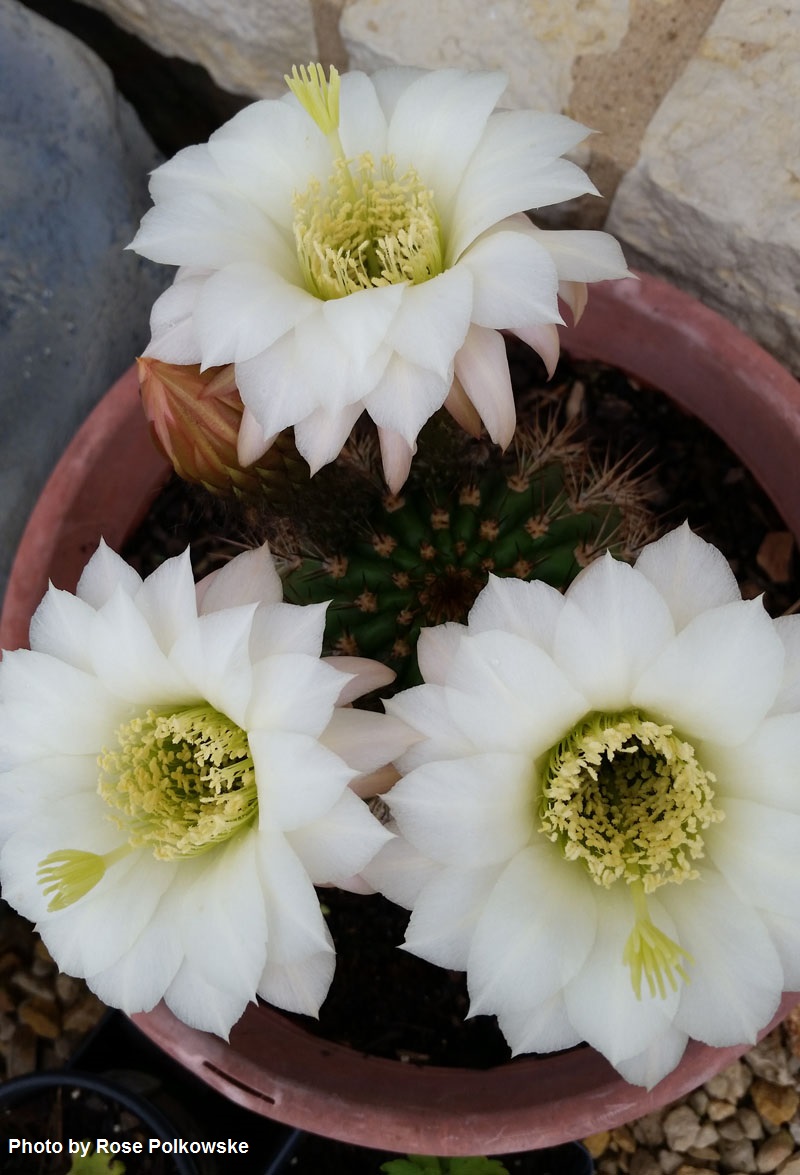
[137,358,262,495]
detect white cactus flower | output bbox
[130,64,629,491]
[0,543,411,1036]
[366,524,800,1087]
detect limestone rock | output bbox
[706,1061,753,1103]
[663,1105,702,1152]
[607,0,800,367]
[0,0,168,608]
[341,0,630,113]
[751,1080,800,1128]
[719,1136,757,1173]
[755,1131,795,1174]
[80,0,316,98]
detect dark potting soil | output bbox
[122,348,799,1070]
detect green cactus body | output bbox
[280,418,655,689]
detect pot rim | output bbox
[2,270,799,1155]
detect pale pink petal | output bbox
[510,322,561,378]
[319,708,416,773]
[323,655,395,703]
[443,376,483,437]
[377,426,416,493]
[454,324,516,448]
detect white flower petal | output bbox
[448,111,596,262]
[467,574,565,654]
[388,753,533,866]
[257,949,335,1017]
[167,605,256,727]
[614,1024,690,1090]
[377,427,416,493]
[529,226,631,283]
[194,263,316,366]
[257,831,333,964]
[660,869,783,1047]
[385,265,474,380]
[454,324,516,448]
[323,655,395,703]
[365,354,450,446]
[206,98,330,231]
[498,989,584,1056]
[632,599,785,745]
[387,69,508,224]
[0,649,128,759]
[247,653,345,735]
[445,629,588,756]
[467,847,597,1016]
[235,329,338,439]
[707,798,800,922]
[76,540,142,608]
[236,405,274,468]
[760,909,800,988]
[144,143,231,204]
[142,271,205,364]
[249,601,327,660]
[287,787,393,884]
[86,906,183,1014]
[404,863,503,970]
[387,683,477,771]
[133,548,198,654]
[294,401,364,475]
[461,226,561,329]
[165,960,252,1038]
[554,555,676,711]
[634,523,741,631]
[0,755,96,841]
[701,713,800,813]
[337,70,389,160]
[319,707,414,773]
[176,829,268,995]
[196,544,283,614]
[91,586,195,705]
[360,824,441,909]
[563,886,680,1066]
[417,622,465,685]
[28,586,96,671]
[250,730,355,830]
[509,322,561,378]
[39,850,178,978]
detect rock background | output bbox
[0,0,169,603]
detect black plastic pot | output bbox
[0,1068,202,1174]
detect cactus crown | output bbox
[271,409,658,689]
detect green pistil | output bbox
[38,704,257,910]
[293,153,443,300]
[285,62,342,140]
[37,845,131,912]
[622,881,694,1000]
[539,709,722,1000]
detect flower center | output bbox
[539,709,724,999]
[37,704,257,911]
[293,154,443,300]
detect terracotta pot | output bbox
[1,272,799,1155]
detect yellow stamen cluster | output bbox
[539,710,722,893]
[293,154,443,300]
[38,704,258,911]
[539,709,723,1002]
[98,705,258,860]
